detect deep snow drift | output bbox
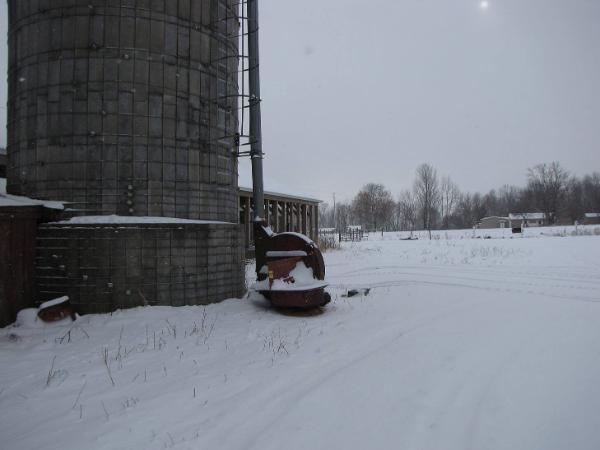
[1,226,600,450]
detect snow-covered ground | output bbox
[2,226,600,450]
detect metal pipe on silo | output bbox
[248,0,265,222]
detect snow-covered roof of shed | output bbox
[51,215,233,225]
[238,186,321,204]
[0,179,64,210]
[508,213,546,220]
[585,213,600,218]
[480,216,509,221]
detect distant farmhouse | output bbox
[584,213,600,225]
[508,213,548,228]
[478,216,509,229]
[477,213,549,229]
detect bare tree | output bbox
[439,176,460,229]
[352,183,395,231]
[527,162,569,224]
[563,177,585,223]
[582,172,600,213]
[482,190,499,217]
[413,164,440,236]
[497,185,519,216]
[335,202,352,232]
[397,190,418,235]
[327,161,596,231]
[454,193,471,229]
[472,192,488,223]
[318,202,333,228]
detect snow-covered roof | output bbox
[0,180,64,210]
[51,215,232,225]
[585,213,600,218]
[508,213,546,220]
[238,186,321,204]
[480,216,509,221]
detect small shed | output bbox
[584,213,600,225]
[508,213,548,228]
[478,216,509,229]
[0,189,63,326]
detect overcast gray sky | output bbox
[2,1,599,203]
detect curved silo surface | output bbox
[6,1,246,312]
[7,0,240,222]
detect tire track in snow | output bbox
[213,301,485,450]
[327,265,600,304]
[334,265,600,289]
[328,278,600,304]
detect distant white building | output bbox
[478,216,509,229]
[584,213,600,225]
[508,213,548,228]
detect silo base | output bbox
[35,221,246,315]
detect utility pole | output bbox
[333,192,336,230]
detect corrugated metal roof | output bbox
[238,186,322,204]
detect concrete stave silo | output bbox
[6,0,246,313]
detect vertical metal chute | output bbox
[245,0,330,309]
[247,0,264,221]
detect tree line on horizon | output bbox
[319,162,600,232]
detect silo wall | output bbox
[7,0,240,222]
[35,222,246,314]
[4,0,246,316]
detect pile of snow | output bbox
[14,308,74,329]
[2,229,600,449]
[39,296,70,310]
[252,261,326,292]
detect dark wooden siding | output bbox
[0,206,44,327]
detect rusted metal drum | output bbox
[254,224,330,309]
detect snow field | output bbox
[1,226,600,450]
